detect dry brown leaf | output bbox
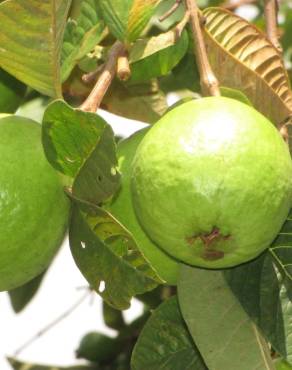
[203,7,292,126]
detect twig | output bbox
[14,290,91,356]
[82,64,105,84]
[117,49,131,81]
[159,0,183,22]
[174,9,190,38]
[185,0,220,96]
[222,0,257,10]
[80,41,125,112]
[264,0,282,53]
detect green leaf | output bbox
[274,358,292,370]
[178,265,275,370]
[69,202,162,310]
[103,80,167,123]
[129,29,189,82]
[61,0,105,82]
[42,100,120,205]
[98,0,160,42]
[7,357,98,370]
[0,0,71,98]
[220,87,253,106]
[224,209,292,363]
[131,296,207,370]
[8,271,46,313]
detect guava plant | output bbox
[1,0,292,369]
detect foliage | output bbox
[2,0,292,370]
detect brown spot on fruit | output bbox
[186,227,229,261]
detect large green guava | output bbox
[105,128,179,285]
[0,68,26,113]
[0,115,70,291]
[131,97,292,268]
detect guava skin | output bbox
[105,128,179,285]
[0,116,70,291]
[131,97,292,268]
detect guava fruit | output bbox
[0,68,26,113]
[131,97,292,268]
[105,128,179,285]
[0,115,70,291]
[76,332,121,363]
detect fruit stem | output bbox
[117,49,131,81]
[264,0,283,53]
[80,41,126,112]
[184,0,220,96]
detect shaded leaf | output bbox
[103,80,167,123]
[42,100,120,205]
[8,271,46,313]
[69,202,162,310]
[98,0,160,42]
[7,357,98,370]
[203,7,292,125]
[220,86,253,106]
[178,265,275,370]
[0,0,71,97]
[61,0,105,82]
[129,29,189,82]
[225,210,292,363]
[131,296,207,370]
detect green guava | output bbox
[0,68,26,113]
[131,97,292,268]
[105,128,179,285]
[0,115,70,291]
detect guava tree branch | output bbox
[159,0,183,22]
[264,0,282,53]
[185,0,220,96]
[80,41,126,112]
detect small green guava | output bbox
[105,128,179,285]
[131,97,292,268]
[0,115,70,291]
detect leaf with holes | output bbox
[42,100,120,205]
[98,0,161,43]
[69,202,162,310]
[131,296,207,370]
[202,7,292,125]
[103,80,167,123]
[225,210,292,363]
[0,0,71,97]
[61,0,105,82]
[178,265,275,370]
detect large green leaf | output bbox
[0,0,71,97]
[129,29,188,83]
[61,0,105,82]
[42,100,120,205]
[131,296,207,370]
[98,0,161,42]
[69,202,162,310]
[178,265,275,370]
[224,210,292,364]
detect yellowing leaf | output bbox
[203,7,292,125]
[98,0,161,42]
